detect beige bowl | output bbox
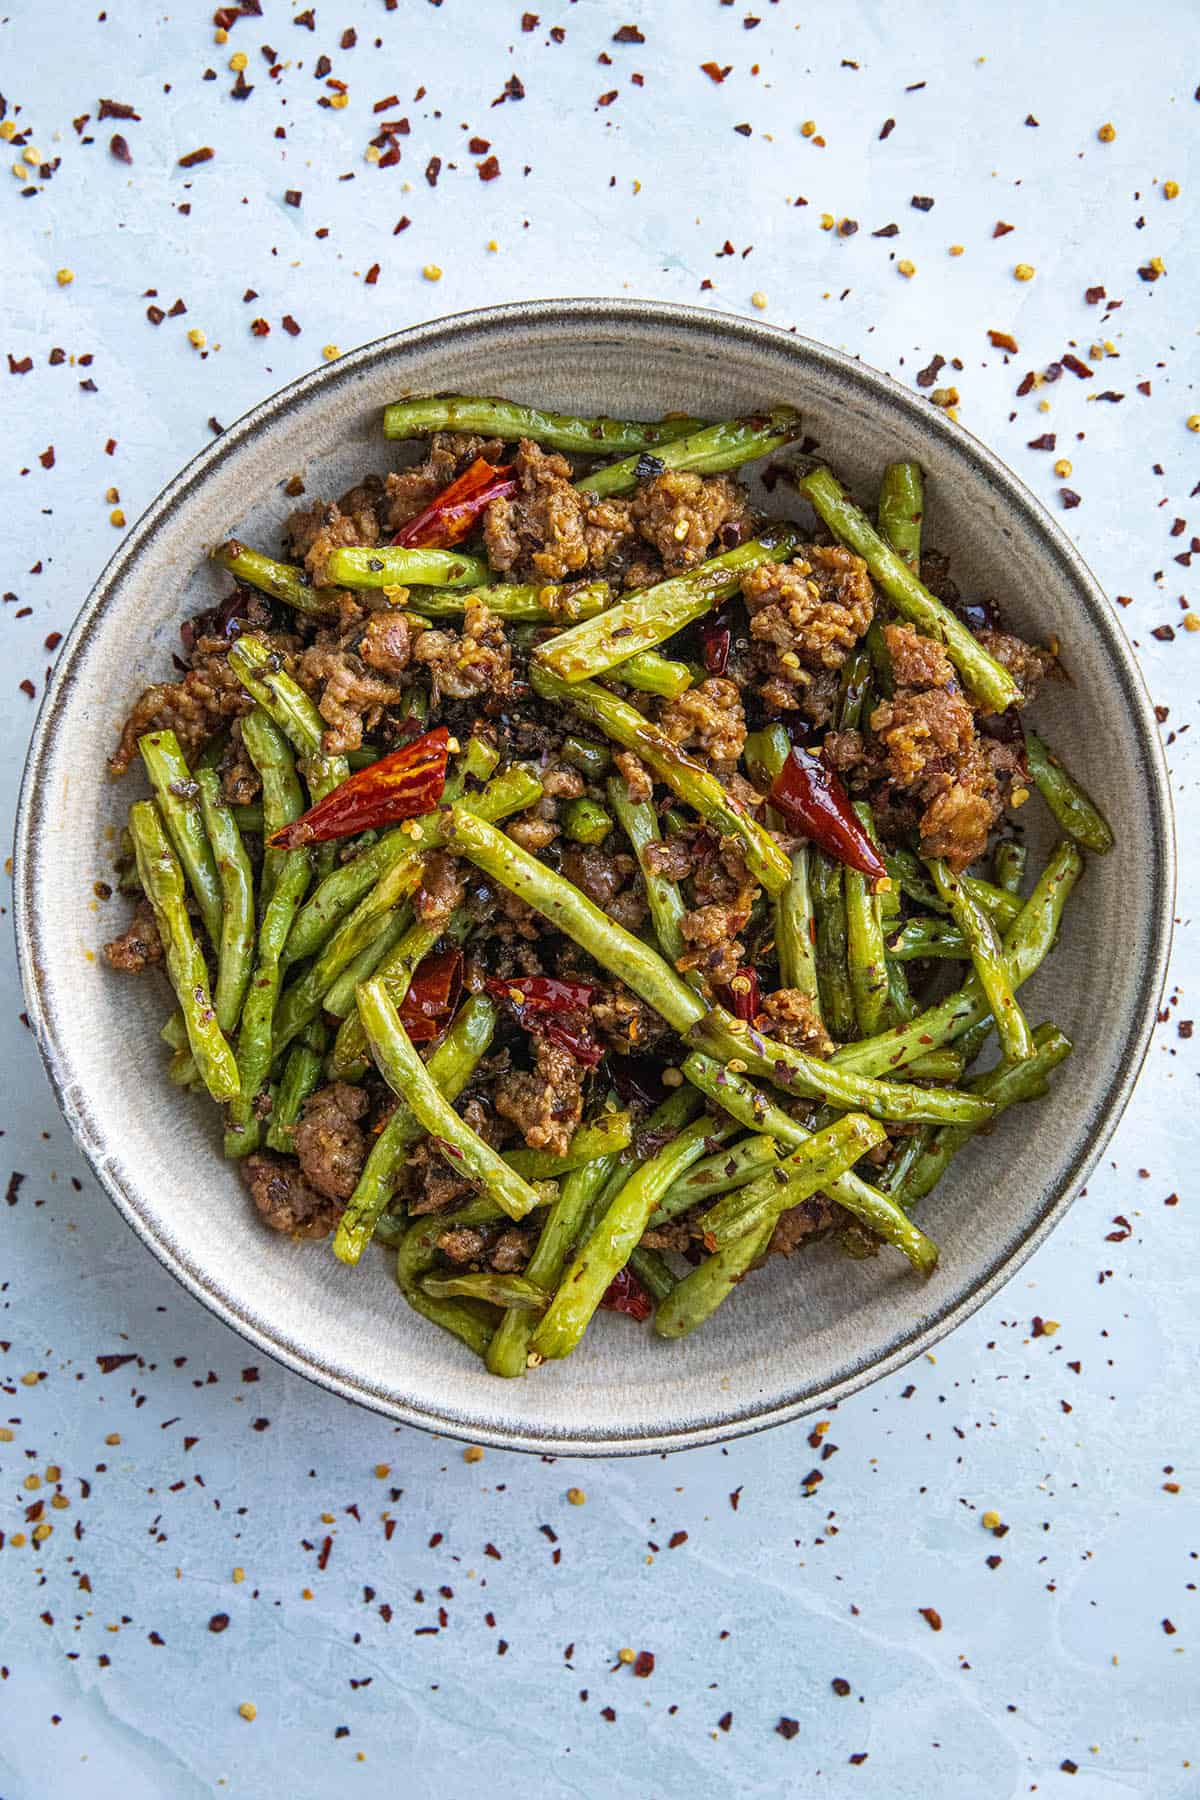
[13,300,1174,1455]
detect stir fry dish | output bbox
[103,394,1112,1373]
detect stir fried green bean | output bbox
[194,767,256,1034]
[698,1114,886,1250]
[1024,731,1114,854]
[382,395,707,454]
[137,730,223,944]
[929,857,1034,1062]
[211,540,336,617]
[577,408,802,499]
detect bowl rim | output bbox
[13,296,1176,1456]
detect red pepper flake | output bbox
[99,98,141,121]
[667,1530,688,1549]
[598,90,619,106]
[393,216,411,234]
[284,189,302,207]
[879,117,895,139]
[394,457,516,548]
[733,121,752,135]
[483,1542,501,1560]
[1028,433,1056,450]
[250,317,270,336]
[491,73,526,106]
[601,1265,652,1321]
[425,156,441,187]
[911,194,934,210]
[468,135,490,154]
[872,221,899,237]
[993,220,1014,237]
[718,1711,733,1732]
[849,1753,869,1766]
[294,6,315,26]
[314,53,332,79]
[919,1607,943,1631]
[1151,624,1175,641]
[39,446,55,469]
[700,61,731,82]
[282,315,301,336]
[916,352,946,389]
[1015,370,1036,396]
[1137,262,1162,282]
[364,263,380,286]
[1085,285,1106,305]
[8,355,33,375]
[521,12,539,29]
[776,1717,800,1740]
[167,298,187,316]
[988,329,1019,353]
[178,147,214,168]
[271,728,450,848]
[613,23,644,42]
[476,155,501,181]
[632,1650,655,1677]
[1106,1215,1132,1242]
[110,133,132,164]
[317,1536,333,1570]
[1061,352,1093,379]
[208,1612,230,1633]
[251,1417,270,1431]
[832,1677,851,1696]
[1059,488,1082,510]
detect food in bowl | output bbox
[102,393,1112,1376]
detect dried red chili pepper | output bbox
[600,1264,653,1322]
[484,974,604,1067]
[391,456,516,549]
[717,966,759,1022]
[699,613,731,676]
[398,947,463,1043]
[768,746,887,882]
[268,726,450,847]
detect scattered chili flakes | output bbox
[988,329,1019,353]
[208,1612,230,1633]
[668,1529,688,1548]
[633,1650,654,1677]
[832,1677,851,1696]
[110,133,132,164]
[8,354,33,375]
[911,194,934,211]
[919,1606,943,1631]
[993,221,1014,237]
[916,352,946,389]
[879,117,895,139]
[39,445,55,469]
[776,1716,800,1740]
[613,23,644,42]
[476,155,500,182]
[178,147,214,168]
[281,315,301,335]
[284,189,302,207]
[250,317,269,336]
[700,61,731,83]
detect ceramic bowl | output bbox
[13,300,1174,1455]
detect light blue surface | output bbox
[2,4,1197,1795]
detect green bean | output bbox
[888,917,972,961]
[531,1112,728,1361]
[401,579,611,623]
[650,1133,786,1225]
[1025,731,1113,855]
[382,394,708,455]
[653,1219,775,1337]
[232,801,264,833]
[504,1112,634,1180]
[486,1154,617,1378]
[137,730,224,944]
[929,858,1034,1063]
[272,859,422,1058]
[241,708,306,906]
[562,735,612,780]
[865,617,895,696]
[877,1127,934,1200]
[699,1114,887,1250]
[800,467,1021,714]
[161,1010,189,1052]
[283,764,541,967]
[810,851,856,1042]
[321,909,414,1019]
[696,1005,993,1127]
[859,800,900,927]
[224,848,312,1154]
[167,1046,201,1090]
[395,1215,496,1359]
[577,407,802,499]
[358,978,543,1221]
[884,849,1021,929]
[877,461,925,574]
[211,540,336,618]
[680,1052,939,1273]
[905,1048,966,1082]
[606,775,686,964]
[529,667,792,895]
[128,801,240,1104]
[896,1024,1073,1206]
[845,804,890,1037]
[831,841,1083,1077]
[629,1246,677,1302]
[327,910,472,1081]
[334,993,498,1265]
[532,529,799,684]
[265,1022,329,1153]
[993,839,1027,896]
[837,643,875,731]
[609,651,693,700]
[324,545,491,590]
[227,635,349,807]
[194,768,256,1035]
[776,842,822,1009]
[561,798,613,846]
[422,1271,549,1311]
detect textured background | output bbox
[1,3,1197,1796]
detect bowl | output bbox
[13,299,1174,1455]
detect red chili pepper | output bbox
[600,1265,653,1322]
[391,456,517,549]
[398,947,463,1044]
[699,614,732,676]
[268,726,450,848]
[717,966,759,1022]
[768,746,887,882]
[484,974,604,1067]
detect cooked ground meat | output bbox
[918,768,1000,868]
[489,1227,535,1273]
[493,1028,586,1157]
[977,627,1057,699]
[872,686,976,790]
[294,643,403,756]
[415,852,465,925]
[483,439,635,582]
[884,621,954,689]
[822,727,867,776]
[219,721,261,806]
[559,844,647,932]
[613,750,653,805]
[590,982,672,1053]
[243,1152,342,1238]
[507,800,561,852]
[438,1225,488,1264]
[287,483,381,587]
[292,1083,370,1202]
[383,433,505,533]
[540,761,586,800]
[758,988,834,1058]
[110,638,254,775]
[410,597,512,703]
[358,607,414,677]
[679,836,759,985]
[657,677,746,769]
[768,1194,839,1257]
[742,544,876,671]
[103,897,163,972]
[628,471,751,573]
[643,831,697,883]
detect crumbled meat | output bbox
[482,439,634,582]
[628,471,752,573]
[292,1082,370,1202]
[918,770,1000,868]
[358,607,414,676]
[415,851,465,925]
[110,638,253,774]
[613,750,653,805]
[679,837,759,984]
[243,1152,342,1238]
[768,1194,839,1256]
[758,988,834,1057]
[620,553,665,592]
[742,545,876,671]
[643,832,697,882]
[822,728,867,775]
[383,433,505,533]
[466,878,543,949]
[540,761,586,800]
[103,898,163,972]
[410,597,512,703]
[489,1227,534,1272]
[640,1219,696,1252]
[295,642,403,755]
[493,1029,585,1157]
[438,1225,488,1264]
[220,721,261,806]
[559,843,647,931]
[287,485,381,587]
[977,627,1057,699]
[590,983,672,1053]
[506,801,560,852]
[872,686,976,789]
[884,621,954,689]
[410,1157,474,1216]
[656,676,746,769]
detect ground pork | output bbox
[822,727,867,776]
[482,439,634,582]
[414,851,465,925]
[295,643,404,755]
[559,844,648,932]
[628,471,751,573]
[742,545,876,673]
[407,1097,505,1214]
[410,597,512,704]
[871,686,976,789]
[358,608,414,677]
[679,837,759,985]
[219,721,261,806]
[383,433,505,533]
[656,676,746,770]
[977,627,1057,699]
[768,1194,839,1256]
[103,898,163,972]
[643,831,697,883]
[589,983,672,1054]
[493,1029,586,1157]
[745,646,842,725]
[287,481,381,587]
[506,799,561,853]
[613,750,653,805]
[918,761,1001,868]
[110,639,254,775]
[243,1152,342,1238]
[539,762,586,800]
[489,1228,535,1273]
[437,1225,488,1264]
[758,988,834,1058]
[884,621,954,689]
[292,1082,370,1202]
